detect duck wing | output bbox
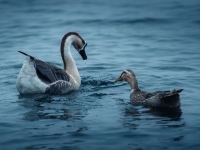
[130,90,154,104]
[145,89,183,108]
[151,89,183,96]
[18,51,70,84]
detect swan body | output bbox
[16,32,87,95]
[16,58,48,94]
[116,69,183,109]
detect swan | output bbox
[115,69,183,109]
[16,32,87,95]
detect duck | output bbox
[16,32,87,95]
[115,69,183,109]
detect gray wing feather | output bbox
[45,80,72,94]
[33,59,70,84]
[18,51,71,94]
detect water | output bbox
[0,0,200,149]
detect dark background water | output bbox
[0,0,200,149]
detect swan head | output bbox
[73,41,87,60]
[61,32,87,60]
[71,35,87,60]
[115,69,136,82]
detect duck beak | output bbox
[79,42,87,60]
[114,76,123,82]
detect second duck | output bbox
[115,69,183,109]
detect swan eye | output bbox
[79,42,87,51]
[73,42,81,50]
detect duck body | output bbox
[130,89,183,109]
[16,32,87,95]
[116,69,183,109]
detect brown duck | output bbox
[115,69,183,109]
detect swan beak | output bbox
[79,49,87,60]
[79,42,87,60]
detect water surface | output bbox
[0,0,200,149]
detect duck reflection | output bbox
[124,102,182,118]
[121,101,182,130]
[148,107,182,119]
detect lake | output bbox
[0,0,200,149]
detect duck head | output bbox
[115,69,136,82]
[115,69,140,91]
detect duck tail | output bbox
[161,89,183,105]
[164,89,183,98]
[162,94,180,107]
[18,51,34,59]
[173,89,183,94]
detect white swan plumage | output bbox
[16,32,87,94]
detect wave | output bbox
[194,20,200,25]
[152,66,197,71]
[62,17,171,26]
[81,76,114,86]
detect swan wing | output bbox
[45,80,72,94]
[18,51,70,84]
[33,59,70,84]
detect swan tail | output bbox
[18,51,34,59]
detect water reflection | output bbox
[17,93,87,121]
[124,100,182,117]
[17,77,115,123]
[122,102,183,130]
[148,107,182,119]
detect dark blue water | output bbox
[0,0,200,149]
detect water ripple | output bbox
[0,0,200,149]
